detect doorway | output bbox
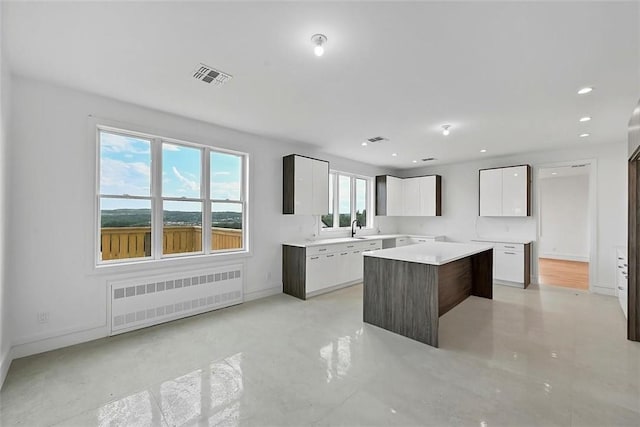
[537,163,592,290]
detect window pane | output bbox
[212,202,243,251]
[356,178,367,227]
[99,131,151,197]
[100,198,151,261]
[162,143,202,198]
[321,174,334,228]
[211,152,242,201]
[163,201,202,255]
[339,175,351,227]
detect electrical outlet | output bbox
[37,312,49,324]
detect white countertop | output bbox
[472,238,534,245]
[283,234,444,248]
[364,241,494,266]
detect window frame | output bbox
[320,170,374,232]
[96,124,249,266]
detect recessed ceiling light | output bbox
[361,142,368,146]
[580,133,590,138]
[579,116,591,122]
[311,34,327,57]
[552,172,558,175]
[392,153,397,157]
[480,149,487,153]
[514,173,518,177]
[577,87,593,95]
[412,160,417,163]
[441,125,451,136]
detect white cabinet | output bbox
[472,240,531,288]
[377,175,441,216]
[479,165,530,217]
[283,154,329,215]
[386,176,404,216]
[479,168,503,216]
[616,248,628,319]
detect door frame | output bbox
[534,159,597,292]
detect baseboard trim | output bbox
[11,325,108,360]
[244,285,281,302]
[592,286,616,296]
[0,347,13,390]
[306,280,361,298]
[539,253,590,262]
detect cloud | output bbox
[211,181,241,200]
[172,166,198,191]
[101,132,150,155]
[100,157,150,195]
[212,171,231,176]
[163,144,181,152]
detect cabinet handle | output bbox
[369,242,377,246]
[326,254,334,258]
[318,248,327,252]
[504,252,517,255]
[353,251,360,254]
[310,256,319,260]
[618,265,623,269]
[347,245,354,248]
[618,286,624,290]
[618,257,625,260]
[624,264,628,267]
[504,245,515,248]
[340,252,348,256]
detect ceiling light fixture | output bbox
[392,153,398,157]
[311,34,327,57]
[480,149,487,153]
[412,160,418,163]
[441,125,451,136]
[579,116,591,122]
[552,172,558,175]
[580,133,590,138]
[361,142,368,146]
[577,87,593,95]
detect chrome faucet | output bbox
[351,219,362,238]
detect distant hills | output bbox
[101,209,242,229]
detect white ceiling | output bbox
[4,1,639,168]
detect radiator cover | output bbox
[109,264,243,335]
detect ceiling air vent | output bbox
[367,136,388,143]
[193,63,232,86]
[421,157,437,162]
[571,164,588,168]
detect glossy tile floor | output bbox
[1,284,639,426]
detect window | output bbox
[322,171,373,230]
[98,128,247,264]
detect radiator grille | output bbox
[110,264,243,335]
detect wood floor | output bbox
[538,258,589,290]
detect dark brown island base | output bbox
[363,241,494,348]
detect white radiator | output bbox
[109,264,243,335]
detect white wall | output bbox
[396,142,627,295]
[538,174,589,261]
[6,75,397,358]
[0,2,12,388]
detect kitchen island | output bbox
[363,241,494,348]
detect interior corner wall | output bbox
[6,75,396,359]
[397,143,627,295]
[538,175,590,261]
[0,2,12,388]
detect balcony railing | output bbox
[100,226,243,260]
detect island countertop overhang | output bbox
[363,241,494,266]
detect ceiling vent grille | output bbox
[571,164,588,168]
[193,63,232,86]
[367,136,388,143]
[421,157,437,162]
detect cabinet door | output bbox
[402,178,420,216]
[494,250,524,282]
[386,176,404,216]
[311,160,329,215]
[418,176,437,216]
[480,169,503,216]
[502,166,528,216]
[294,156,313,215]
[305,255,324,293]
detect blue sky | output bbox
[100,131,242,212]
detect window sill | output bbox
[91,250,251,276]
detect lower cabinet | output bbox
[617,248,628,319]
[493,243,531,288]
[283,240,382,300]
